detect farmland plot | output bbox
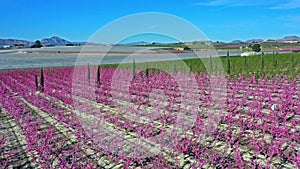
[0,67,300,168]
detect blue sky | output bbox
[0,0,300,43]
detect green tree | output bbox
[133,59,136,77]
[145,62,149,78]
[40,68,44,91]
[97,65,101,84]
[87,64,90,84]
[35,74,38,90]
[227,51,231,75]
[251,44,261,52]
[30,40,43,48]
[184,46,191,50]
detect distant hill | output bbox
[1,35,300,47]
[245,39,264,43]
[41,36,71,46]
[281,36,300,41]
[0,39,32,46]
[0,36,87,47]
[231,40,244,44]
[116,41,152,46]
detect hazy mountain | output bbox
[281,36,300,41]
[0,39,32,46]
[0,36,86,47]
[41,36,71,46]
[231,40,244,44]
[245,39,264,43]
[1,35,300,47]
[116,41,152,46]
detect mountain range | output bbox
[0,36,87,47]
[0,35,299,47]
[41,36,72,46]
[230,36,300,44]
[281,36,300,41]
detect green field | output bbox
[104,52,300,79]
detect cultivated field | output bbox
[0,53,300,168]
